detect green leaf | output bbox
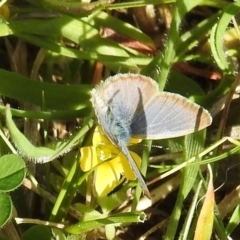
[5,105,93,163]
[74,203,102,221]
[88,11,155,48]
[21,226,55,240]
[166,70,206,97]
[5,106,55,163]
[210,2,240,72]
[225,204,240,235]
[0,68,91,111]
[0,14,153,72]
[65,212,146,234]
[0,193,12,227]
[0,154,26,191]
[98,190,128,213]
[165,129,207,239]
[41,0,111,15]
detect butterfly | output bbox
[90,73,212,198]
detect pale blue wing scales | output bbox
[131,92,212,139]
[95,74,158,121]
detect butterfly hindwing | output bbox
[131,92,212,139]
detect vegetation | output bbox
[0,0,240,239]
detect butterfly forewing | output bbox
[96,74,159,121]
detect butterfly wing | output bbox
[131,92,212,139]
[93,74,159,121]
[91,73,160,145]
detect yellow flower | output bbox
[80,125,142,196]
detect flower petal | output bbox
[120,152,142,180]
[95,158,123,196]
[80,146,99,171]
[93,125,112,146]
[81,125,143,196]
[128,138,142,145]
